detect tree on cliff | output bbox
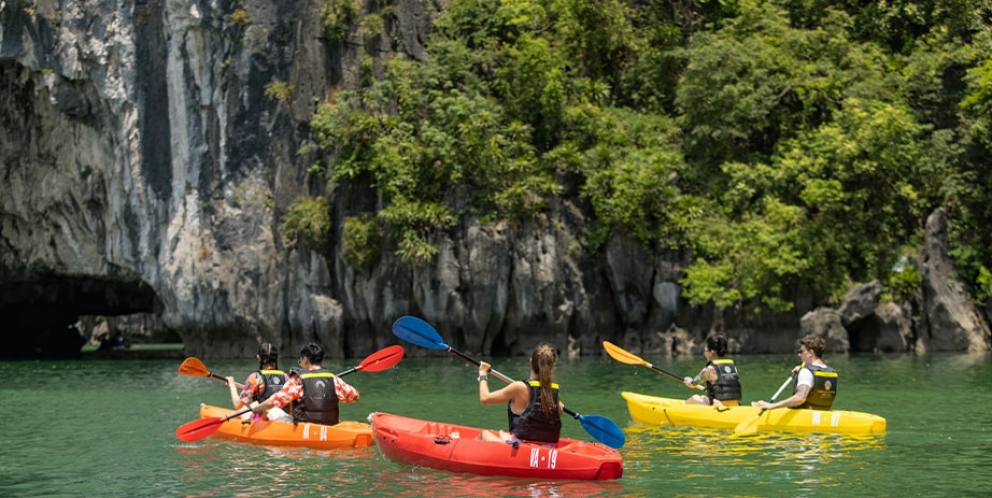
[300,0,992,313]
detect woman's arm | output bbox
[478,361,526,405]
[479,380,526,405]
[228,375,252,409]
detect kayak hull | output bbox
[369,412,623,480]
[622,392,886,434]
[199,405,374,449]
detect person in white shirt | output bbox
[752,335,837,411]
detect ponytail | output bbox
[257,342,278,369]
[706,335,729,357]
[531,344,558,415]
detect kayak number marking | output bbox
[300,424,328,441]
[529,448,558,469]
[811,412,842,427]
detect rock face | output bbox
[794,209,992,355]
[1,1,990,358]
[920,209,992,352]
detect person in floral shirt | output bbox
[248,342,359,426]
[226,343,291,422]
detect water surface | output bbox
[1,352,988,497]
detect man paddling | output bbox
[752,335,837,411]
[248,342,360,425]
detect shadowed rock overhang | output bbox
[0,271,160,359]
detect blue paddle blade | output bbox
[392,316,449,351]
[577,414,626,449]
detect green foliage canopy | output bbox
[303,0,992,310]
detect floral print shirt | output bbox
[267,372,360,409]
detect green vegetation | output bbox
[361,13,385,38]
[306,0,992,309]
[281,197,332,249]
[231,182,274,209]
[229,8,251,27]
[323,0,358,42]
[264,80,294,101]
[343,214,382,270]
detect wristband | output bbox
[477,375,488,382]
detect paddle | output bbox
[392,315,625,449]
[178,357,244,389]
[733,375,794,436]
[602,341,705,391]
[175,345,405,442]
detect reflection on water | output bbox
[175,440,379,496]
[174,439,626,497]
[358,471,627,498]
[624,424,884,463]
[620,423,887,494]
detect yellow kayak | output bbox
[621,392,886,435]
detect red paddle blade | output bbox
[355,345,404,373]
[175,416,226,442]
[177,357,210,377]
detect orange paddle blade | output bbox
[175,416,227,442]
[178,357,210,377]
[175,408,252,442]
[177,358,242,388]
[355,345,404,373]
[603,341,699,387]
[602,341,648,366]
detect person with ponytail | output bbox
[476,343,564,444]
[226,343,292,422]
[683,335,742,407]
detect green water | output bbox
[1,352,990,497]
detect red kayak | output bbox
[368,412,623,480]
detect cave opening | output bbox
[0,273,165,359]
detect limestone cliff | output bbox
[1,0,988,359]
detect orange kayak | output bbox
[368,412,623,480]
[198,405,374,449]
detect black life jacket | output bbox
[508,380,562,443]
[255,369,286,402]
[290,367,340,425]
[794,363,838,410]
[706,358,742,402]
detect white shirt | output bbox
[797,368,814,388]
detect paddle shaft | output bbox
[657,363,706,391]
[224,407,254,422]
[647,364,686,382]
[602,341,703,391]
[734,375,795,435]
[210,372,244,389]
[769,376,794,402]
[756,376,795,416]
[185,343,400,391]
[756,377,794,413]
